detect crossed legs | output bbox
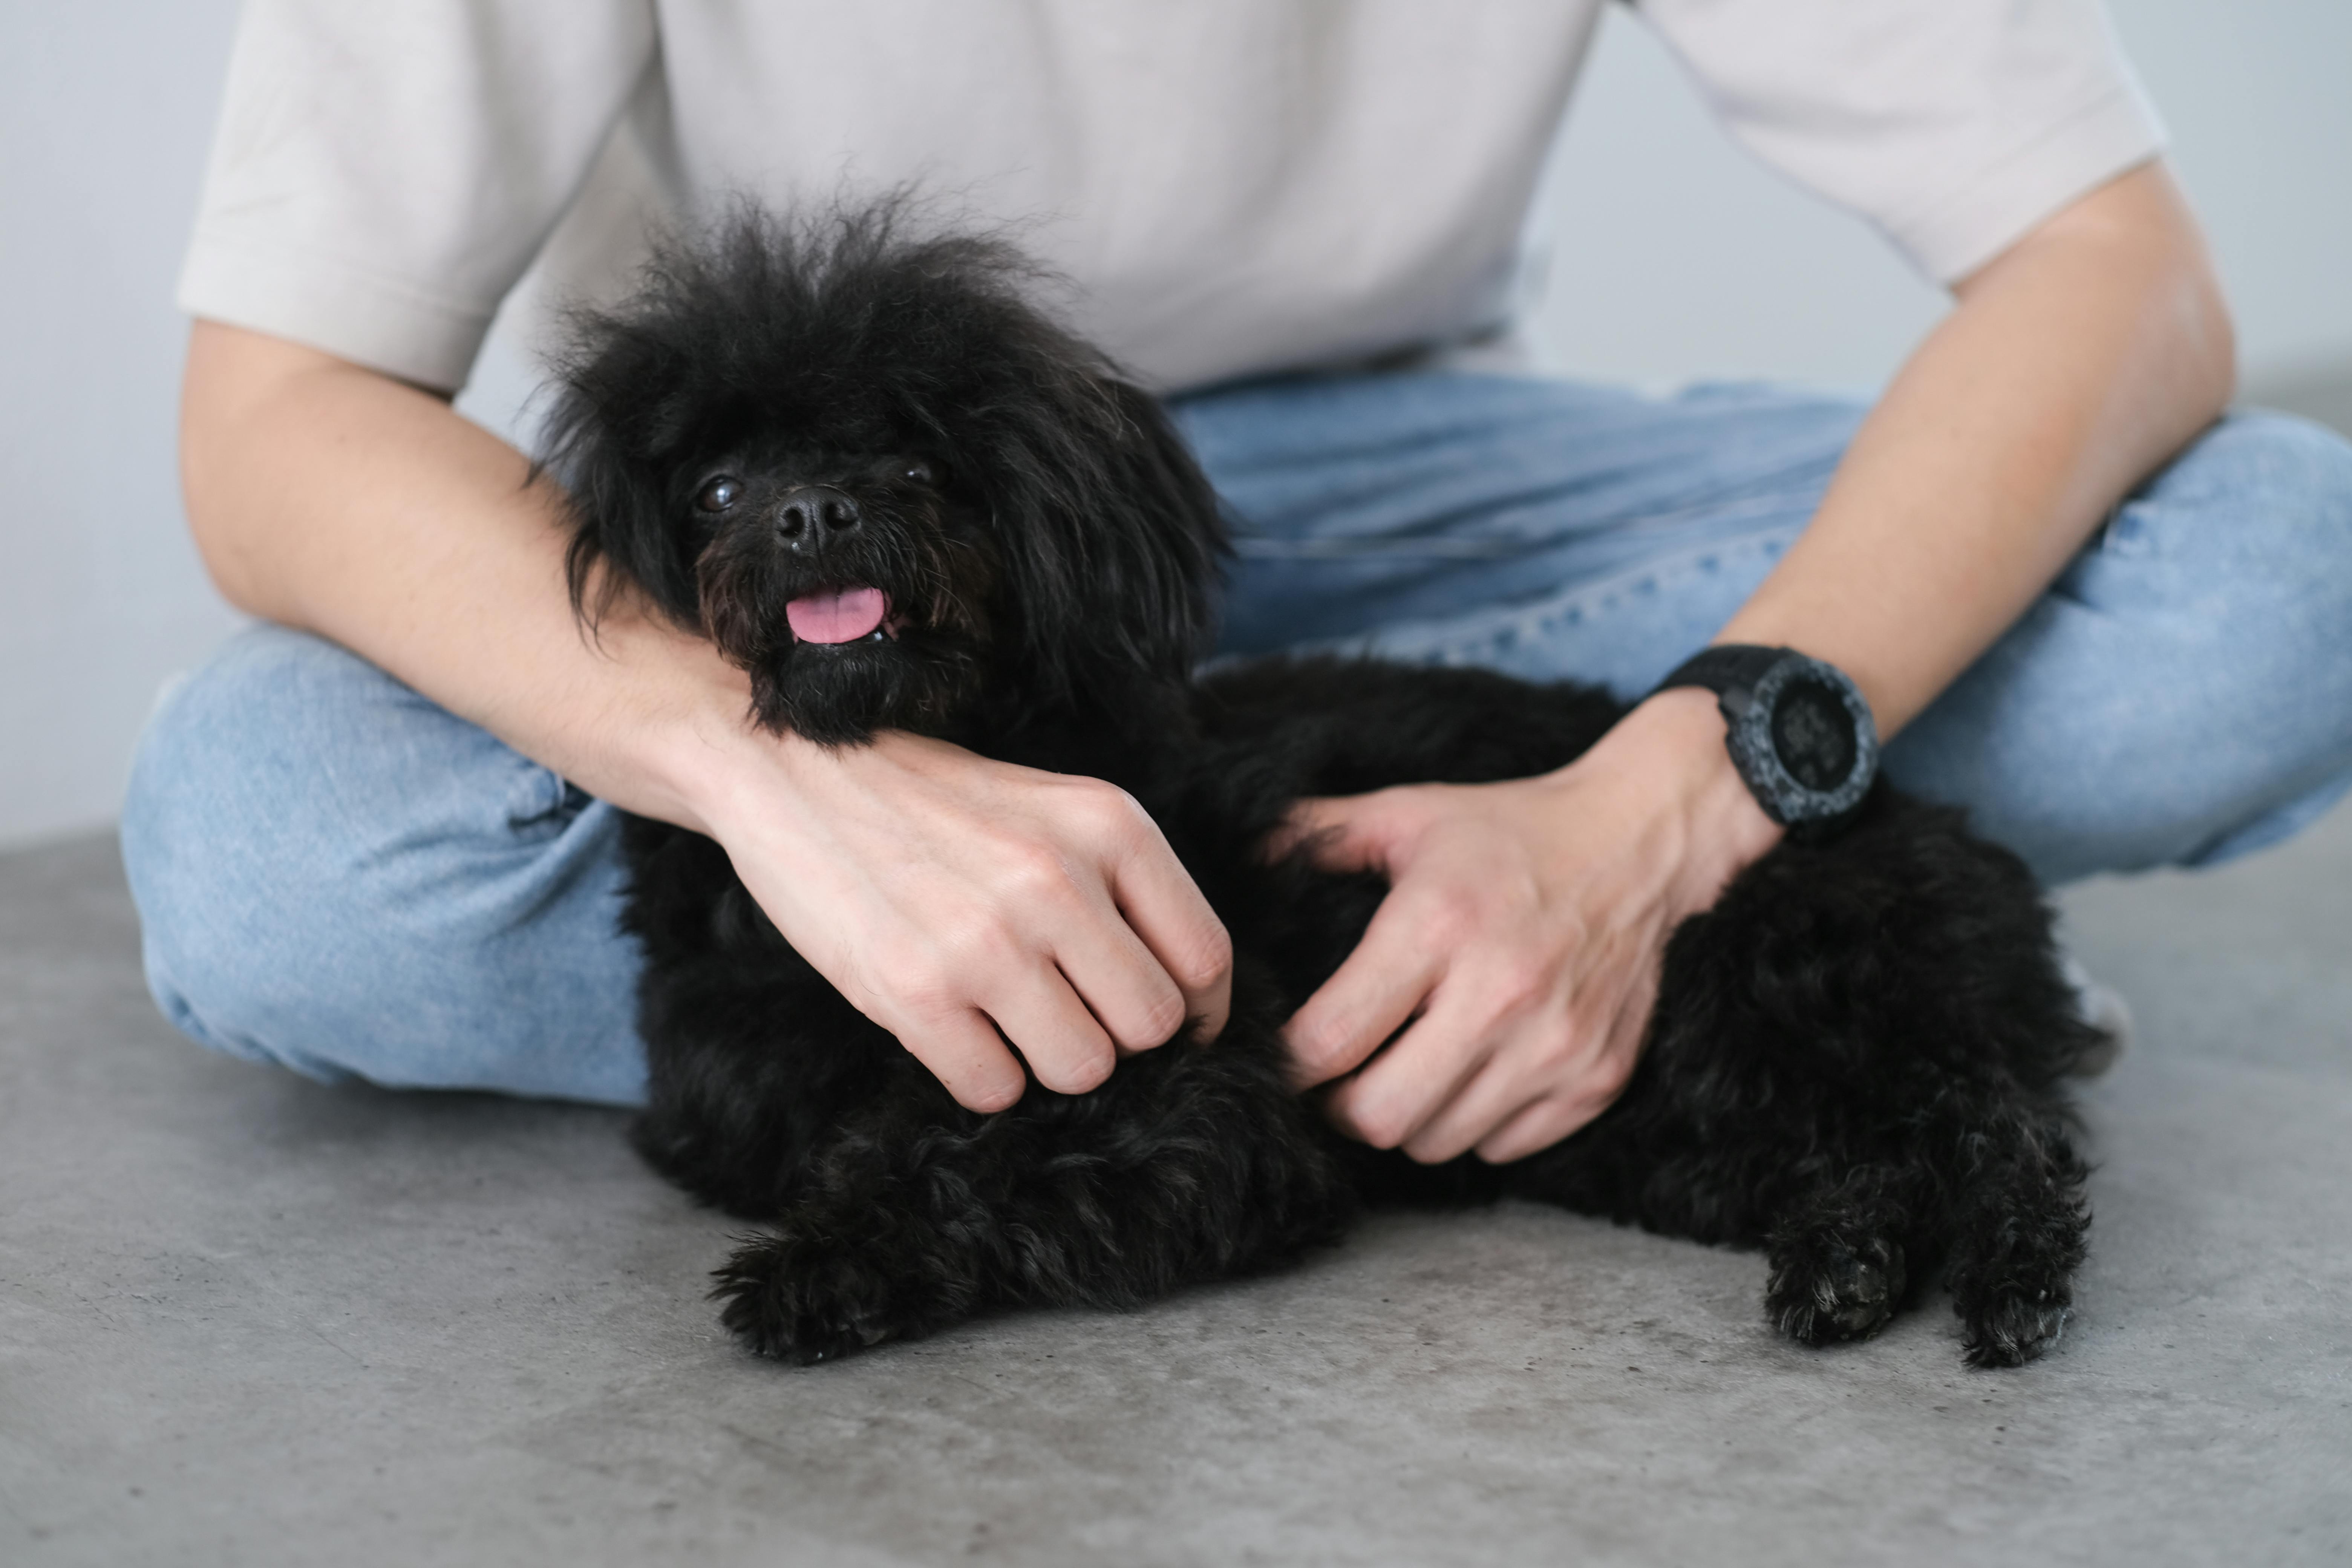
[122,372,2352,1096]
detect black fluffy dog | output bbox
[544,206,2098,1370]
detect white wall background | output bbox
[3,0,2349,850]
[1,2,247,850]
[1526,0,2352,390]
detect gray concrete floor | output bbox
[3,801,2349,1568]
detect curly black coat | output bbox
[543,205,2098,1369]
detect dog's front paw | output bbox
[712,1230,891,1363]
[1957,1283,2071,1368]
[1766,1229,1908,1348]
[1946,1197,2083,1367]
[710,1214,978,1364]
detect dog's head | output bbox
[541,205,1225,744]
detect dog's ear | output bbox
[535,317,714,631]
[974,365,1228,705]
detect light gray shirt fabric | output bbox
[177,0,2165,395]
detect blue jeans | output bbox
[119,374,2352,1105]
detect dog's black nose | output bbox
[775,485,862,546]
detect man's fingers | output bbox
[1395,1029,1557,1165]
[895,1008,1031,1113]
[978,971,1119,1095]
[1474,1094,1593,1165]
[1047,886,1198,1054]
[1282,896,1444,1087]
[1323,990,1497,1152]
[1107,826,1235,1044]
[1448,978,1652,1162]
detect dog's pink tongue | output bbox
[785,586,888,644]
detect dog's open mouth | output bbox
[784,585,894,645]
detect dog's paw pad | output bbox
[1960,1288,2070,1368]
[1767,1232,1908,1347]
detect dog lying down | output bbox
[542,204,2099,1369]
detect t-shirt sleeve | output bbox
[177,0,658,390]
[1633,0,2166,283]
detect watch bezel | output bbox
[1718,652,1879,831]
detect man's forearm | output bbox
[1259,163,2235,1162]
[1712,161,2234,736]
[181,321,755,831]
[177,320,1235,1104]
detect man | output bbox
[127,1,2352,1164]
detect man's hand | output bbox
[699,730,1234,1112]
[179,321,1232,1116]
[1279,164,2236,1164]
[1280,688,1779,1164]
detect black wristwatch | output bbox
[1653,645,1879,841]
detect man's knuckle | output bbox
[1289,1017,1341,1072]
[897,967,967,1019]
[1069,779,1146,841]
[996,843,1074,903]
[1044,1036,1116,1092]
[1349,1105,1408,1150]
[1417,886,1484,945]
[1174,922,1234,988]
[1526,1012,1583,1064]
[938,916,1023,979]
[1132,986,1190,1045]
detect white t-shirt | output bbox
[176,0,2164,395]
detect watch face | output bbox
[1771,676,1859,792]
[1720,652,1879,830]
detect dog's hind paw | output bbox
[1958,1288,2070,1368]
[1766,1230,1908,1348]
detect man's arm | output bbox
[179,322,1234,1109]
[1283,161,2234,1162]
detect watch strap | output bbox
[1653,645,1790,718]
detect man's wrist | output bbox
[570,606,778,837]
[1602,688,1785,890]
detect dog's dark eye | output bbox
[695,476,743,513]
[902,460,943,488]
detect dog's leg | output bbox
[1763,1161,1933,1349]
[712,1025,1356,1362]
[1936,1101,2090,1367]
[631,970,897,1220]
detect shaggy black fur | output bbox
[543,204,2097,1370]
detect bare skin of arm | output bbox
[180,322,1234,1114]
[1283,161,2237,1162]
